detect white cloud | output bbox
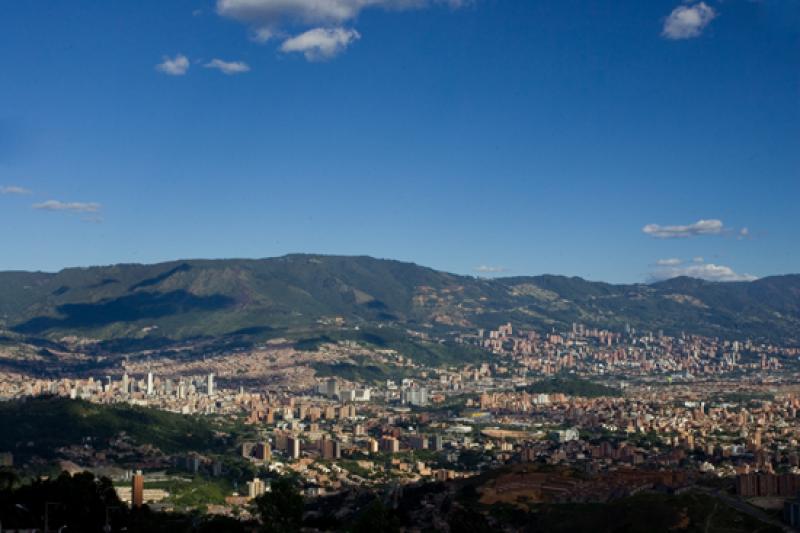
[656,258,683,266]
[217,0,465,27]
[218,0,374,26]
[217,0,469,57]
[662,2,717,40]
[738,227,750,240]
[280,27,360,60]
[474,265,508,274]
[650,263,757,282]
[252,27,275,42]
[156,54,190,76]
[0,185,31,195]
[33,200,101,213]
[692,256,704,263]
[642,219,724,239]
[204,59,251,74]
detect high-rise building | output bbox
[274,432,288,453]
[408,435,428,450]
[401,387,429,407]
[247,477,267,499]
[287,436,301,459]
[380,436,400,453]
[132,470,144,508]
[340,388,371,402]
[242,441,256,459]
[146,372,154,396]
[254,441,271,462]
[186,453,200,474]
[320,437,341,460]
[207,373,215,396]
[340,404,357,418]
[297,404,309,420]
[317,378,339,398]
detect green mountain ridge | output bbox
[0,254,798,349]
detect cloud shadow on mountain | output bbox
[129,263,192,291]
[12,290,235,334]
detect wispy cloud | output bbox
[650,262,757,282]
[0,185,31,195]
[474,265,508,274]
[662,2,717,40]
[33,200,101,213]
[655,258,683,266]
[156,54,190,76]
[217,0,470,60]
[280,27,360,60]
[642,219,724,239]
[204,59,251,74]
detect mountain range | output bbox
[0,254,798,350]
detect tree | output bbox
[252,477,304,533]
[448,504,492,533]
[350,498,400,533]
[0,468,19,491]
[0,470,126,532]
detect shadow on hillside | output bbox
[95,336,180,353]
[129,262,191,291]
[87,277,119,289]
[11,290,235,334]
[227,325,274,336]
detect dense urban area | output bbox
[2,317,800,531]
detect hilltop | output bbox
[0,254,797,350]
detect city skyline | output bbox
[1,0,798,283]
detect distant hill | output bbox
[0,254,798,349]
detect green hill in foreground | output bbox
[0,396,226,459]
[0,254,797,349]
[520,376,623,398]
[489,492,781,532]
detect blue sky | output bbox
[0,0,798,283]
